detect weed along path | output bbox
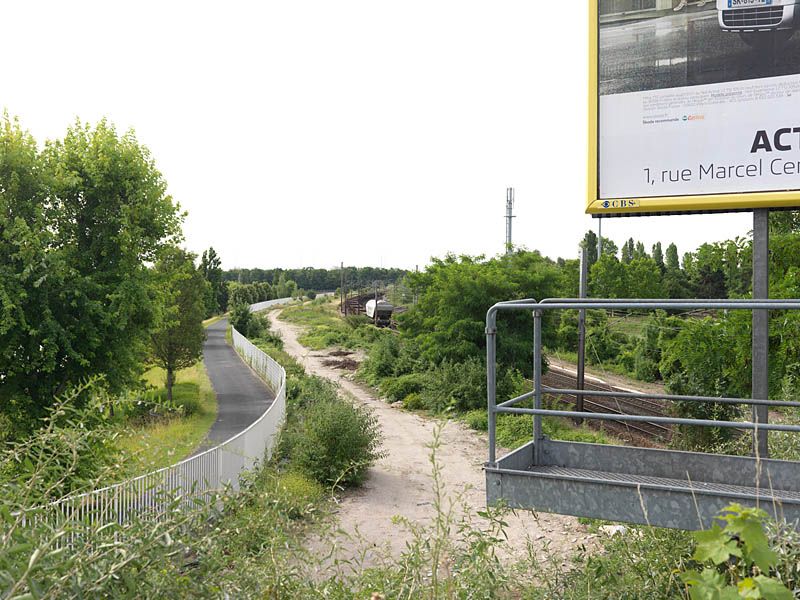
[268,309,594,572]
[201,318,275,447]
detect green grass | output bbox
[114,362,217,477]
[547,347,635,379]
[607,314,649,337]
[203,314,226,327]
[463,410,613,449]
[279,298,350,349]
[279,297,382,350]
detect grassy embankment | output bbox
[113,362,217,477]
[279,297,614,449]
[113,318,224,478]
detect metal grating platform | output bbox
[486,440,800,530]
[527,465,800,503]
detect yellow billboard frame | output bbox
[586,1,800,217]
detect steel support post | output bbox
[753,209,769,458]
[597,217,602,259]
[487,311,498,466]
[576,247,588,423]
[533,310,544,465]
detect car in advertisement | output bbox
[717,0,800,45]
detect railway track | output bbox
[542,366,672,443]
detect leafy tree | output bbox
[652,242,665,272]
[199,247,227,317]
[770,210,800,234]
[666,243,680,271]
[626,257,664,298]
[600,237,619,258]
[0,116,70,434]
[634,241,647,260]
[582,230,599,268]
[150,248,207,402]
[229,303,252,335]
[621,238,635,264]
[400,252,562,375]
[1,117,183,429]
[590,254,627,298]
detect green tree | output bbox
[199,247,227,316]
[150,248,207,402]
[590,254,627,298]
[626,257,664,298]
[633,240,647,260]
[621,238,635,264]
[1,117,183,428]
[652,241,665,272]
[600,237,619,258]
[0,116,70,434]
[665,243,680,271]
[582,230,599,268]
[400,252,562,374]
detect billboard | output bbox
[589,0,800,216]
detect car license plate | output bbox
[728,0,773,7]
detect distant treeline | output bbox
[224,267,409,292]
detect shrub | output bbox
[680,504,793,599]
[306,290,317,300]
[402,393,426,411]
[229,303,252,334]
[464,409,488,431]
[257,328,284,350]
[359,334,401,383]
[422,359,523,414]
[380,373,430,402]
[274,471,325,519]
[284,398,382,487]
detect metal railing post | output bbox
[576,246,588,423]
[533,309,544,465]
[753,209,770,458]
[486,309,498,467]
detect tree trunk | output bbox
[166,367,174,404]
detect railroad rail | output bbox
[542,366,671,442]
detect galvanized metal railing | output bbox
[486,298,800,467]
[24,298,292,529]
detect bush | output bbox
[283,398,382,487]
[229,303,252,334]
[274,471,325,519]
[257,328,284,350]
[402,393,426,410]
[464,409,488,431]
[306,290,317,300]
[380,373,430,402]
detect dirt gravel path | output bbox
[268,309,594,574]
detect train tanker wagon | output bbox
[365,299,393,327]
[718,0,800,45]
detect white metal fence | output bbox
[29,298,293,528]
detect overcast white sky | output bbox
[3,1,753,270]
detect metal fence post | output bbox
[576,247,588,423]
[487,309,498,467]
[753,209,770,458]
[533,309,544,465]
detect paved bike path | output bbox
[202,319,275,446]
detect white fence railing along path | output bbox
[30,298,293,528]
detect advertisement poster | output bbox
[592,0,800,214]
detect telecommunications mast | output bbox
[505,187,515,254]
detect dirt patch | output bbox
[268,310,595,575]
[328,349,354,357]
[321,357,359,371]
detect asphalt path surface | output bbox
[201,318,274,447]
[600,9,800,95]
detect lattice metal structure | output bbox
[486,298,800,530]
